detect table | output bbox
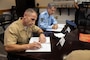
[8,30,85,60]
[8,33,63,60]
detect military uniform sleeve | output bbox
[4,25,18,45]
[32,25,41,32]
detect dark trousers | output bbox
[75,4,86,25]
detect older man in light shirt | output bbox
[38,3,58,31]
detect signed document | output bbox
[25,37,51,52]
[46,24,65,32]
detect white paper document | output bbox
[46,24,65,32]
[60,37,65,46]
[56,37,65,47]
[54,33,65,38]
[65,27,71,33]
[25,37,51,52]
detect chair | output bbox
[82,2,90,13]
[78,14,90,34]
[75,4,86,25]
[0,14,12,43]
[10,6,18,21]
[0,41,7,60]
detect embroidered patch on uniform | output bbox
[41,18,44,22]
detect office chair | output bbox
[10,6,18,21]
[0,14,12,43]
[0,41,7,60]
[78,14,90,34]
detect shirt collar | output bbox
[45,10,50,18]
[17,17,26,31]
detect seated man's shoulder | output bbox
[40,11,47,16]
[7,20,20,30]
[10,20,19,26]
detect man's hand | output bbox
[52,24,58,29]
[26,42,41,50]
[39,33,46,43]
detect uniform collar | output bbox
[45,10,50,18]
[17,17,26,31]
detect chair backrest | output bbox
[85,14,90,34]
[0,41,7,60]
[0,14,12,30]
[75,4,86,25]
[10,6,18,21]
[78,14,90,34]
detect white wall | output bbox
[35,0,90,7]
[0,0,53,10]
[0,0,90,10]
[0,0,15,10]
[35,0,53,7]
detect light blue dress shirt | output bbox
[38,10,57,30]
